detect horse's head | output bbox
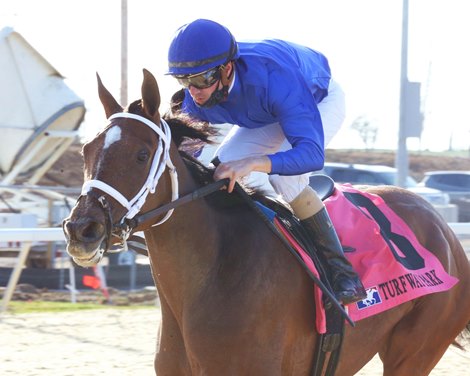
[63,69,177,267]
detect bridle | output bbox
[80,112,179,250]
[77,112,229,253]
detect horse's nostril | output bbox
[79,221,105,242]
[65,219,105,243]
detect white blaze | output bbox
[95,126,122,174]
[104,126,122,149]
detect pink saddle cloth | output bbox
[275,184,459,333]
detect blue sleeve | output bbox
[266,66,325,175]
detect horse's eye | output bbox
[137,149,150,163]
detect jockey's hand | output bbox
[214,156,272,193]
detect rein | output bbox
[122,178,229,230]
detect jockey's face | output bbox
[187,62,233,106]
[188,79,220,105]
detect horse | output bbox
[63,69,470,375]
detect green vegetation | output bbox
[6,301,153,314]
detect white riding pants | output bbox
[215,79,346,202]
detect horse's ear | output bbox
[141,69,161,123]
[97,73,123,118]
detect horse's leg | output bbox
[183,312,317,375]
[335,304,412,376]
[181,265,317,375]
[155,294,191,376]
[379,293,468,376]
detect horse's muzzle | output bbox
[63,217,107,266]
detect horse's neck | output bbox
[145,153,222,309]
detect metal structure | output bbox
[396,0,424,187]
[0,27,85,224]
[396,0,410,187]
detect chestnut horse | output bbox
[63,69,470,375]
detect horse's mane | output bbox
[127,100,228,195]
[127,99,217,150]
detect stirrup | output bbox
[334,281,367,305]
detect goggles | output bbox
[174,66,222,89]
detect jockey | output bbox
[166,19,366,305]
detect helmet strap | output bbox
[198,63,233,108]
[220,63,232,86]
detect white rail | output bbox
[0,228,66,313]
[0,227,65,242]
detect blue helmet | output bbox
[167,19,239,76]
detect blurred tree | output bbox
[351,115,378,149]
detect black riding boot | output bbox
[301,208,367,305]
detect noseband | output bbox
[79,112,179,250]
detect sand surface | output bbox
[1,307,469,375]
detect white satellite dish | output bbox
[0,27,85,184]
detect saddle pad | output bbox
[275,184,459,331]
[326,184,459,321]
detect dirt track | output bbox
[1,307,469,375]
